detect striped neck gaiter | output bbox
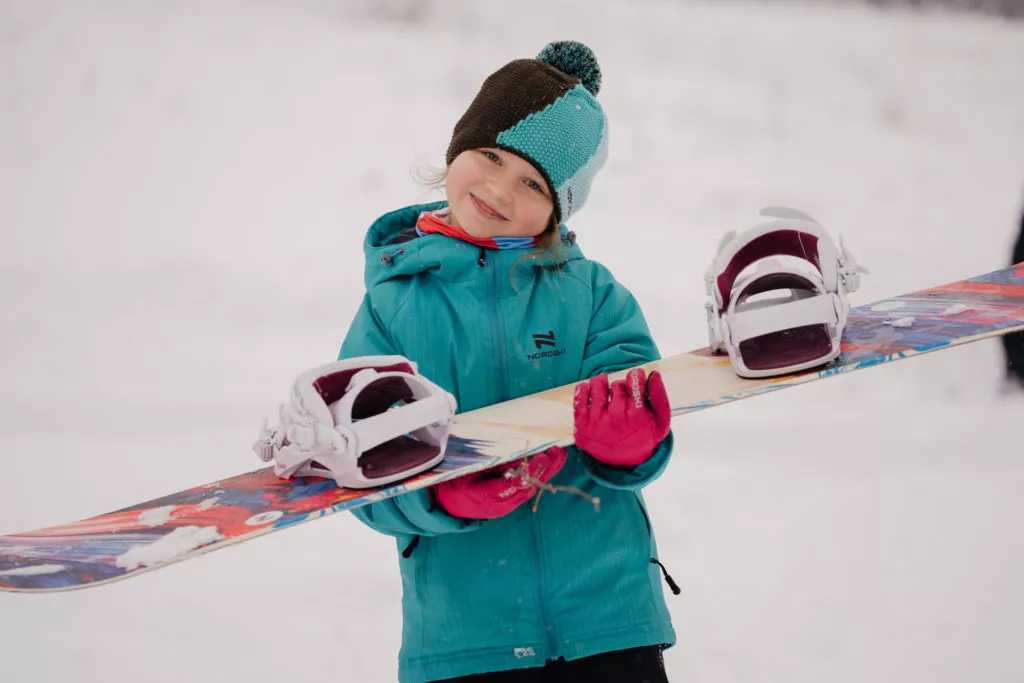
[416,209,540,250]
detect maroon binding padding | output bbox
[738,272,817,301]
[312,363,416,405]
[309,438,440,481]
[359,437,441,480]
[351,377,417,419]
[718,231,821,308]
[738,324,832,371]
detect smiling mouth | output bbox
[470,194,507,221]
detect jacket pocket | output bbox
[632,493,654,559]
[633,494,680,596]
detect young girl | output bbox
[339,41,677,683]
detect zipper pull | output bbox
[477,247,487,267]
[402,535,421,558]
[651,558,681,595]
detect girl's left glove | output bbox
[574,368,672,467]
[432,446,567,520]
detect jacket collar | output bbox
[362,202,584,290]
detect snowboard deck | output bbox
[3,263,1024,593]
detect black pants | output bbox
[431,645,670,683]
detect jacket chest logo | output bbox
[532,331,556,349]
[528,330,566,360]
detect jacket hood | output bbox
[361,202,586,290]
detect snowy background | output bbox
[2,1,1024,681]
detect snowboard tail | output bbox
[3,264,1023,592]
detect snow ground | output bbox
[1,1,1024,681]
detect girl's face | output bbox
[445,148,554,239]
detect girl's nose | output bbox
[487,176,513,206]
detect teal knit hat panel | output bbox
[495,84,608,221]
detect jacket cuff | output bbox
[350,488,486,537]
[577,431,674,491]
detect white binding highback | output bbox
[705,208,867,378]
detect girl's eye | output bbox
[483,151,501,164]
[525,179,545,194]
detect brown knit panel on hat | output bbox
[446,59,580,167]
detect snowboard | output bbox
[3,263,1024,593]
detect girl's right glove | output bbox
[574,368,672,467]
[433,446,567,520]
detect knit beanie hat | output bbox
[446,41,609,224]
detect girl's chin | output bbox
[463,229,487,239]
[452,210,488,237]
[459,222,490,239]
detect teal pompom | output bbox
[536,41,601,97]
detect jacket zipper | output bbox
[531,511,560,657]
[481,248,556,653]
[481,249,510,404]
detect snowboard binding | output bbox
[705,207,867,378]
[254,356,457,488]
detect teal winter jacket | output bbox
[339,203,676,683]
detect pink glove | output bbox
[574,368,672,467]
[433,447,567,520]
